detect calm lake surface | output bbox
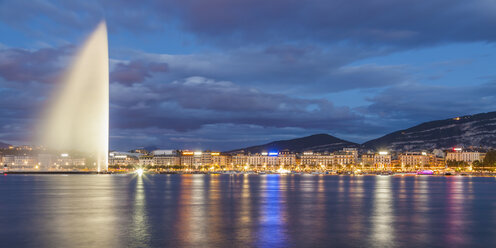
[1,174,496,248]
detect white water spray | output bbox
[39,21,109,171]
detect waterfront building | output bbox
[152,150,179,167]
[55,154,86,168]
[139,155,154,166]
[243,150,296,167]
[13,155,37,170]
[3,153,86,171]
[37,154,55,170]
[109,152,139,166]
[153,155,179,167]
[247,153,278,167]
[446,148,485,164]
[152,150,176,156]
[342,148,359,163]
[211,152,229,167]
[399,152,430,167]
[333,151,356,166]
[374,152,392,169]
[2,155,42,171]
[2,155,15,166]
[300,151,333,167]
[231,153,248,166]
[180,150,203,168]
[360,154,375,167]
[201,152,212,166]
[278,150,296,167]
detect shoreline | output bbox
[3,171,496,177]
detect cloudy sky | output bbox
[0,0,495,151]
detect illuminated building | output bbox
[37,154,55,170]
[242,150,296,167]
[374,152,391,169]
[108,152,139,166]
[139,155,154,166]
[231,153,248,166]
[361,154,375,166]
[342,148,358,163]
[399,152,430,167]
[2,155,15,166]
[247,153,278,166]
[201,152,212,166]
[2,155,41,171]
[152,150,179,167]
[333,149,356,166]
[210,152,229,167]
[154,155,179,167]
[180,150,203,167]
[446,148,485,164]
[56,154,86,168]
[278,150,296,166]
[300,151,333,166]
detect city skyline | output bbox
[1,1,496,151]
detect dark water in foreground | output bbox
[1,175,496,248]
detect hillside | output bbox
[228,134,358,153]
[0,141,11,149]
[362,111,496,151]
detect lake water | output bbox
[1,174,495,247]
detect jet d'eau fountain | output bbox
[37,21,109,172]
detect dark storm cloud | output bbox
[2,1,495,48]
[0,46,68,144]
[110,124,330,151]
[110,77,364,132]
[365,81,496,122]
[140,45,406,93]
[0,46,72,84]
[110,60,168,85]
[153,0,496,47]
[0,79,49,144]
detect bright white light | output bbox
[61,153,69,157]
[194,151,202,156]
[277,168,290,174]
[135,168,144,176]
[421,152,427,156]
[261,152,268,156]
[379,151,388,155]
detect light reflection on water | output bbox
[130,175,149,247]
[371,176,394,247]
[1,175,496,248]
[256,175,288,247]
[445,177,468,246]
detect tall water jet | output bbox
[39,21,109,171]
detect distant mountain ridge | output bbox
[229,111,496,153]
[0,141,11,148]
[362,111,496,151]
[228,134,358,154]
